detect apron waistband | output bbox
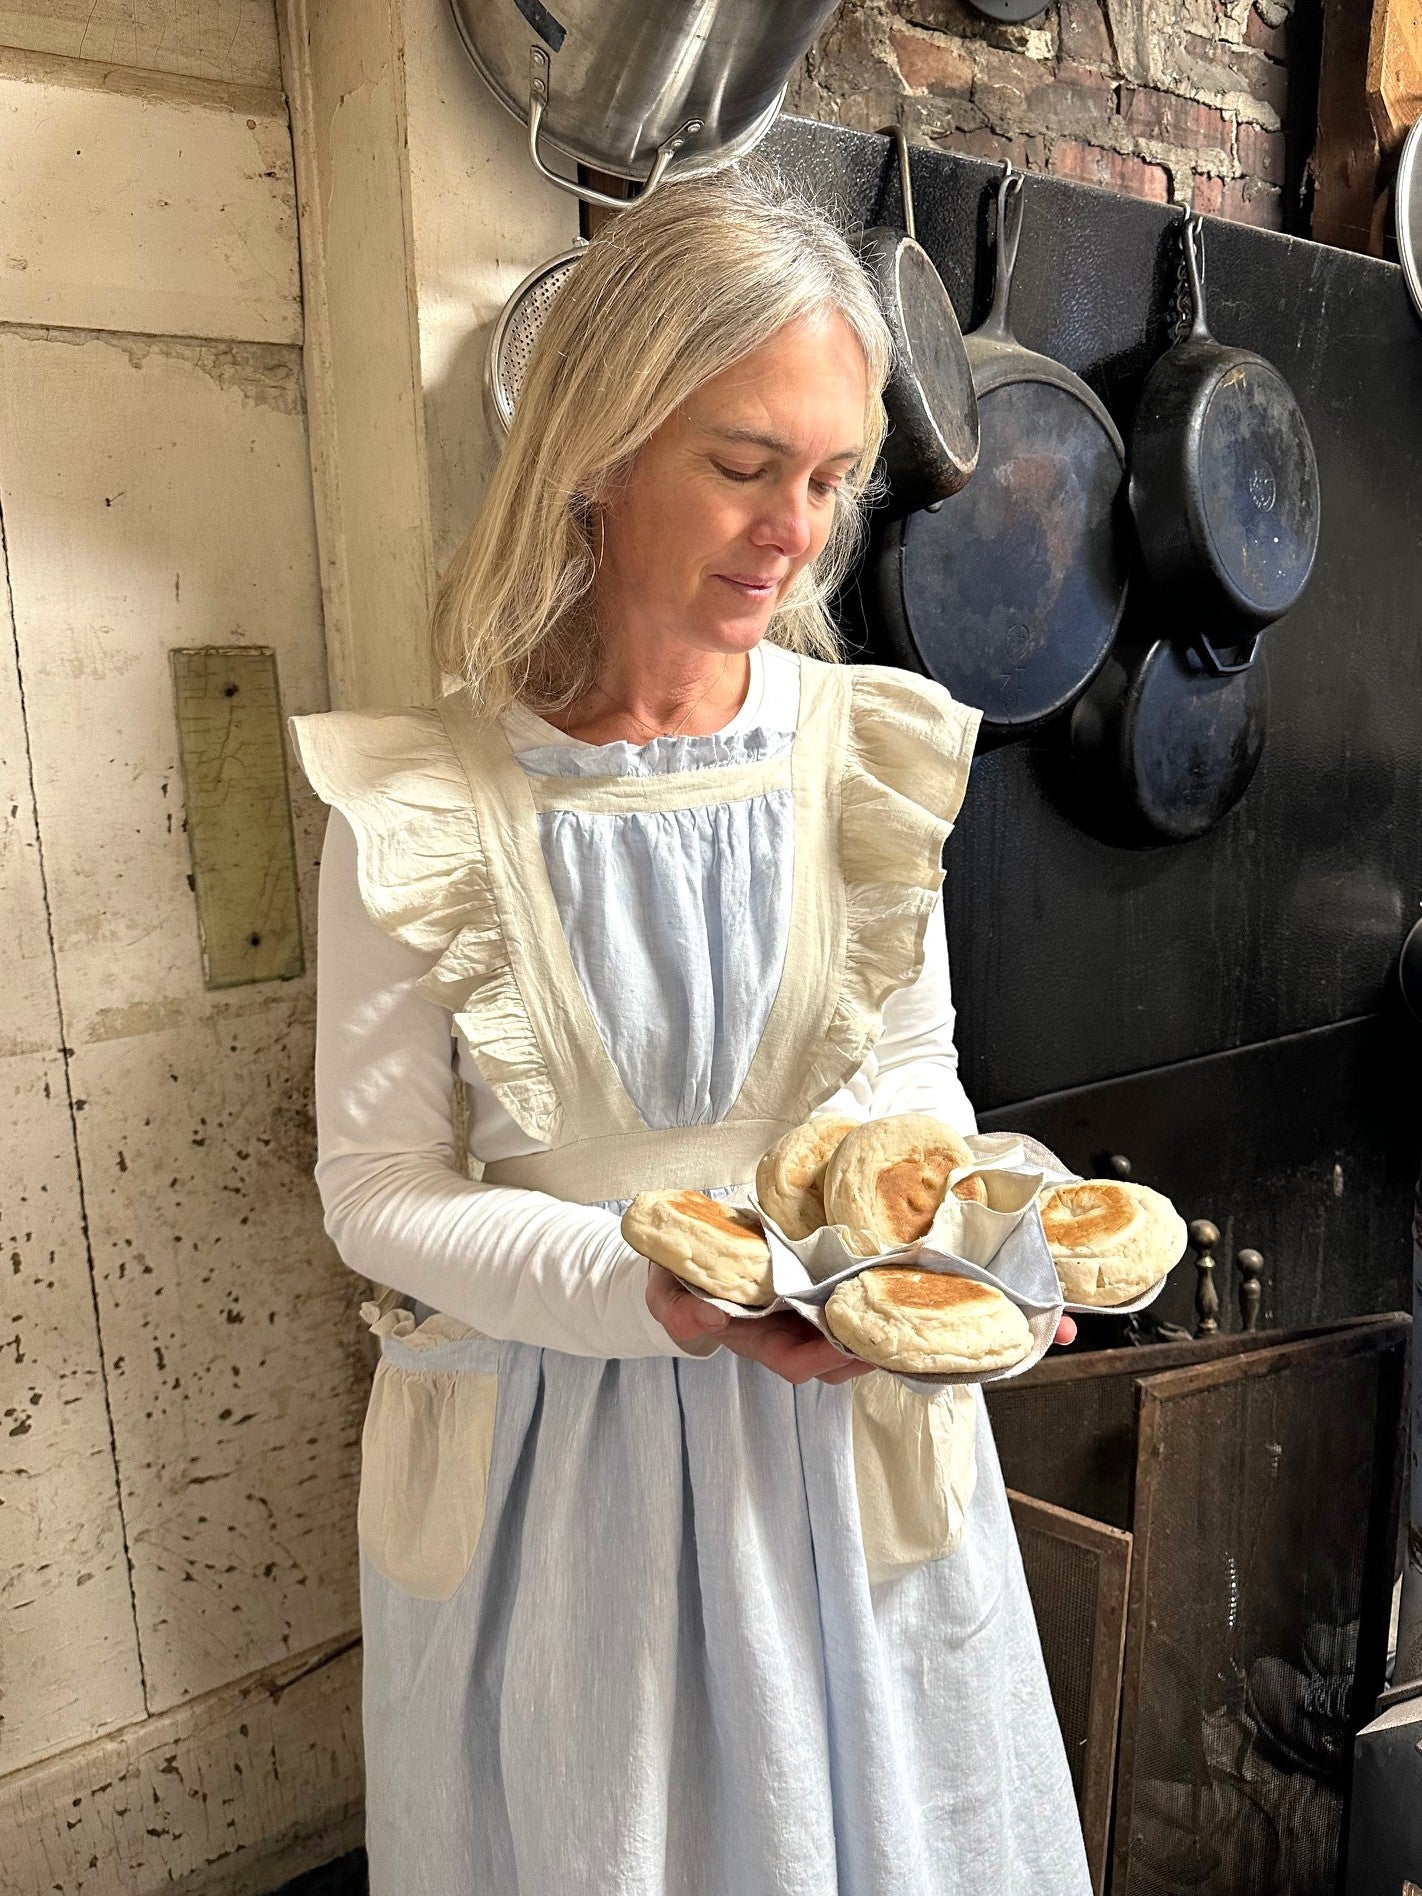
[480,1116,795,1205]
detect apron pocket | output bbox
[358,1355,499,1602]
[851,1372,979,1587]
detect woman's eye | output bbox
[713,461,760,484]
[810,478,843,500]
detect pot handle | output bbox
[1195,629,1263,675]
[528,46,701,210]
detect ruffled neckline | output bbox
[514,726,794,780]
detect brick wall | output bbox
[790,0,1309,230]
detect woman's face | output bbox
[593,307,870,660]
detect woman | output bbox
[293,165,1090,1894]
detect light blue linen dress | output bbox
[306,654,1091,1895]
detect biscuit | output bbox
[825,1266,1033,1374]
[621,1189,774,1306]
[822,1113,988,1256]
[755,1116,860,1238]
[1037,1179,1187,1305]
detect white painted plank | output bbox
[0,75,300,343]
[0,1049,146,1774]
[0,1635,363,1895]
[0,0,282,97]
[0,516,58,1058]
[402,0,578,572]
[0,325,360,1711]
[3,475,147,1775]
[71,999,366,1711]
[279,0,436,708]
[0,327,328,1046]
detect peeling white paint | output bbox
[74,1000,365,1713]
[0,1049,147,1773]
[1,503,147,1776]
[0,1636,363,1894]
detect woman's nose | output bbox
[751,487,814,559]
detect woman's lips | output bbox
[714,574,780,601]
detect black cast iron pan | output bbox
[863,167,1129,738]
[1066,631,1267,844]
[855,127,979,514]
[1129,213,1320,638]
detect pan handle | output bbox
[979,166,1025,343]
[527,46,701,211]
[1180,212,1211,344]
[891,126,918,242]
[1195,629,1263,675]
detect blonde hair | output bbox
[433,164,892,715]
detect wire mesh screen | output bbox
[987,1331,1330,1532]
[993,1369,1143,1528]
[1009,1491,1131,1894]
[1113,1323,1407,1896]
[489,251,583,432]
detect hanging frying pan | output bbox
[863,167,1129,738]
[1066,632,1267,844]
[855,127,979,512]
[1129,213,1320,637]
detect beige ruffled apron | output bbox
[300,654,985,1599]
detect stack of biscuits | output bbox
[621,1112,1034,1376]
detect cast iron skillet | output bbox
[855,127,979,513]
[1067,633,1267,844]
[863,167,1129,738]
[1129,212,1320,650]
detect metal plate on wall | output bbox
[170,646,304,989]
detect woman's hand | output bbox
[647,1265,1076,1374]
[645,1263,873,1385]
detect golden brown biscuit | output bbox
[755,1116,860,1238]
[1037,1179,1187,1305]
[621,1189,774,1306]
[825,1266,1032,1374]
[822,1113,988,1256]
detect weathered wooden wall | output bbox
[0,6,368,1890]
[2,1,577,1885]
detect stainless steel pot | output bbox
[448,0,843,210]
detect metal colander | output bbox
[483,242,585,439]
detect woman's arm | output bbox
[814,888,978,1132]
[865,888,977,1131]
[313,810,692,1358]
